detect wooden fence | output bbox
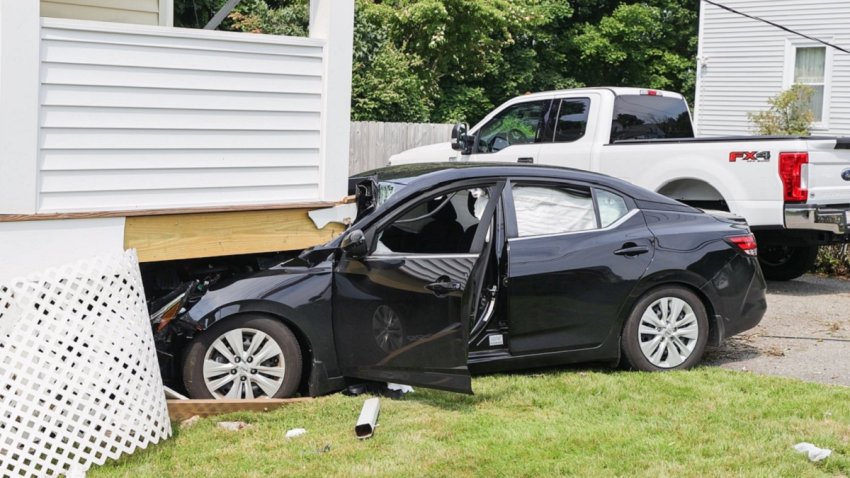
[349,121,453,174]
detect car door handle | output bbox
[517,157,534,164]
[425,281,463,296]
[614,243,650,256]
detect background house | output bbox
[694,0,850,136]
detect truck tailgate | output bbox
[806,138,850,205]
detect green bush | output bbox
[748,84,815,136]
[814,245,850,277]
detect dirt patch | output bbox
[704,274,850,387]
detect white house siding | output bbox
[38,19,325,212]
[41,0,172,26]
[695,0,850,137]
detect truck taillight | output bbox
[726,233,758,256]
[779,152,808,202]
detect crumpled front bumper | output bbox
[785,204,850,235]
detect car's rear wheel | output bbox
[621,287,708,371]
[757,244,817,281]
[182,315,302,399]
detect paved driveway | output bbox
[705,274,850,387]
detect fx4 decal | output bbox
[729,151,771,162]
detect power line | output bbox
[703,0,850,55]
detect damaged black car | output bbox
[147,163,767,399]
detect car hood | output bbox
[182,258,333,327]
[388,142,458,165]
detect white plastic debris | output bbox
[217,421,248,431]
[386,383,414,394]
[308,203,357,228]
[285,428,307,439]
[793,442,832,462]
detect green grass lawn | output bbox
[93,368,850,477]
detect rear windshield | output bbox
[610,95,694,142]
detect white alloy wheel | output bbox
[637,297,700,368]
[202,327,286,399]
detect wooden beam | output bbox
[167,398,312,422]
[0,201,338,223]
[125,207,345,262]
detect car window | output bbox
[595,189,629,227]
[375,187,492,254]
[512,184,597,237]
[553,98,591,143]
[610,94,694,142]
[476,100,551,153]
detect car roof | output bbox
[355,162,691,209]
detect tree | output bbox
[571,0,697,96]
[173,0,700,124]
[748,85,815,136]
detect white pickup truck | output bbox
[389,87,850,280]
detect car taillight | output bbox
[779,152,808,202]
[726,233,758,256]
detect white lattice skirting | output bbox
[0,250,172,477]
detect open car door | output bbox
[332,182,503,393]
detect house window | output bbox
[793,46,826,122]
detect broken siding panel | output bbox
[39,20,326,213]
[696,0,850,136]
[41,0,163,25]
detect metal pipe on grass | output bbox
[355,397,380,439]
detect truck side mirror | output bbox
[341,229,368,258]
[451,123,473,154]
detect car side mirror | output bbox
[451,123,473,154]
[341,229,368,258]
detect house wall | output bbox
[38,19,326,212]
[695,0,850,137]
[40,0,172,26]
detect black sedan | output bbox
[153,164,767,399]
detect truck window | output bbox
[476,100,552,153]
[552,98,590,143]
[610,95,693,142]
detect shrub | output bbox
[747,84,815,136]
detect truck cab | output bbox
[391,87,693,169]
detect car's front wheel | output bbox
[182,315,303,399]
[621,286,708,371]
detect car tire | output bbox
[757,245,817,281]
[621,286,708,372]
[182,315,302,399]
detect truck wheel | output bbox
[758,245,818,281]
[182,315,302,399]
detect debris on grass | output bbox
[386,383,414,395]
[180,415,201,429]
[217,421,249,431]
[355,398,381,439]
[285,428,307,439]
[793,442,832,462]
